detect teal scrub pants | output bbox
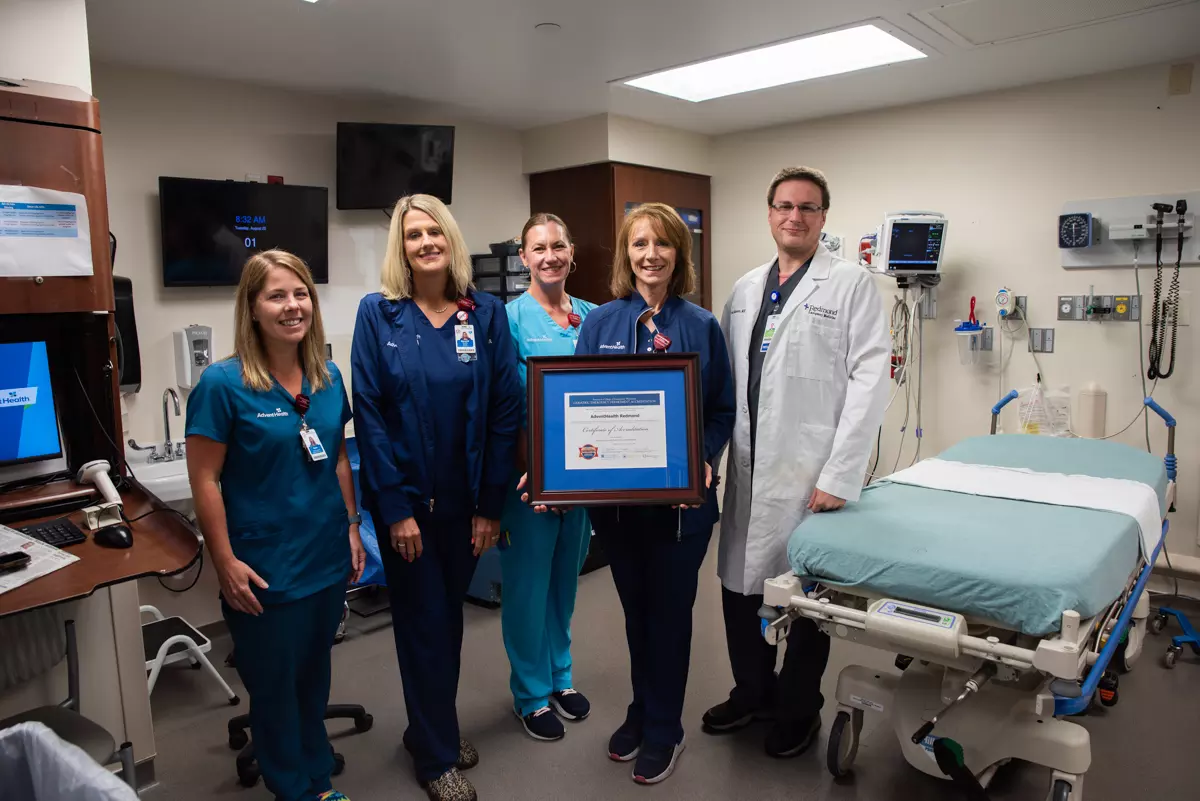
[499,487,591,716]
[223,581,346,801]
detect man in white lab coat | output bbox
[704,166,889,758]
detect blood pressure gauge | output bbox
[1058,213,1094,249]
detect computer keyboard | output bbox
[19,517,87,548]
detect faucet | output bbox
[163,388,181,461]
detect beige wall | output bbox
[710,57,1200,561]
[0,0,91,92]
[93,63,531,444]
[521,113,713,176]
[607,114,713,176]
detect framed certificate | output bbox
[526,354,706,507]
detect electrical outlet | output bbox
[980,327,994,351]
[918,291,937,320]
[1015,296,1028,320]
[1147,289,1191,327]
[1029,328,1055,353]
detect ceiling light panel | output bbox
[623,24,927,103]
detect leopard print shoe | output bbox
[457,738,479,770]
[424,767,477,801]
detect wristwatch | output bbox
[347,513,362,526]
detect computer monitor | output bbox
[879,213,948,277]
[0,341,64,467]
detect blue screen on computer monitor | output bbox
[0,341,64,466]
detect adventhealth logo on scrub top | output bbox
[257,407,290,419]
[0,387,38,408]
[598,341,624,350]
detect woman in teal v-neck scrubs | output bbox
[502,214,597,741]
[186,250,366,801]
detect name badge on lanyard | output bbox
[455,324,477,362]
[292,393,328,462]
[760,313,781,352]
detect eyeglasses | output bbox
[770,202,826,216]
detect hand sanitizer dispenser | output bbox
[174,324,212,389]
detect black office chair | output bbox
[223,621,373,789]
[0,620,138,791]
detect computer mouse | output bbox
[94,524,133,549]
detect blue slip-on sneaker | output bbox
[550,688,591,721]
[632,735,686,784]
[516,706,565,741]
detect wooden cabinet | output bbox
[0,79,112,315]
[529,162,711,310]
[0,79,123,473]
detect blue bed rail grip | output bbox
[1054,518,1168,716]
[1164,454,1177,482]
[1144,398,1176,427]
[992,390,1019,416]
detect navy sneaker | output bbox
[516,706,565,741]
[764,716,821,758]
[632,735,686,784]
[550,689,591,721]
[607,718,642,762]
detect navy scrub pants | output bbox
[606,525,712,749]
[223,581,346,801]
[375,509,478,783]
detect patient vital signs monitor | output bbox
[0,341,64,466]
[881,212,948,276]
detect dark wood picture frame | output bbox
[526,353,706,507]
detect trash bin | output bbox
[0,722,138,801]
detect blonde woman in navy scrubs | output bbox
[186,250,366,801]
[351,194,521,801]
[502,213,597,741]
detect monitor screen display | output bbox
[159,177,329,287]
[337,123,455,209]
[887,222,945,272]
[0,341,63,467]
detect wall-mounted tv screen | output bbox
[337,122,455,210]
[159,177,329,287]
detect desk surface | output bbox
[0,481,201,618]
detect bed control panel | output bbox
[866,599,963,659]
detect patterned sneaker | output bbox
[424,767,477,801]
[317,792,350,801]
[632,735,686,784]
[550,689,591,721]
[516,706,565,741]
[456,738,478,770]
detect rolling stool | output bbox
[224,641,373,788]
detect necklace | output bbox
[420,300,449,314]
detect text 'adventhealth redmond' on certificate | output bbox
[563,391,667,470]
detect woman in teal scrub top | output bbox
[502,214,597,742]
[186,250,366,801]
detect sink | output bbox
[126,444,193,514]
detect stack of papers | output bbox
[0,524,79,596]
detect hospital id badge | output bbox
[455,324,477,361]
[760,313,781,352]
[300,427,328,462]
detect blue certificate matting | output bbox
[541,369,690,492]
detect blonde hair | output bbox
[380,194,473,301]
[232,249,331,392]
[610,202,696,299]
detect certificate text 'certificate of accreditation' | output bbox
[563,391,667,470]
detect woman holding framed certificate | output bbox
[573,202,735,785]
[500,213,598,742]
[350,194,521,801]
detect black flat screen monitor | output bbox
[159,177,329,287]
[337,123,455,209]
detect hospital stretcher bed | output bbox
[759,393,1178,801]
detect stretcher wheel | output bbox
[1150,614,1168,635]
[227,729,248,750]
[1050,779,1072,801]
[1164,647,1179,669]
[354,712,374,733]
[827,709,862,779]
[332,751,345,776]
